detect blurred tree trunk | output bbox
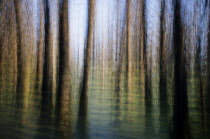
[56,0,72,137]
[139,0,145,100]
[42,0,59,107]
[36,0,45,93]
[14,0,22,96]
[42,0,51,96]
[206,0,210,130]
[14,0,37,126]
[126,0,132,91]
[159,0,167,102]
[77,0,95,138]
[115,0,128,92]
[0,0,18,113]
[80,0,95,94]
[172,0,189,138]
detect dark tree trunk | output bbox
[56,0,72,137]
[42,0,59,108]
[76,0,96,138]
[206,0,210,130]
[80,0,95,94]
[172,0,189,138]
[14,0,22,97]
[159,0,167,108]
[42,0,51,98]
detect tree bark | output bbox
[173,0,189,138]
[80,0,95,94]
[56,0,72,137]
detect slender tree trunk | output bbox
[76,0,96,137]
[36,0,45,93]
[173,0,189,138]
[159,2,169,132]
[115,0,128,92]
[126,0,132,91]
[14,0,22,97]
[206,0,210,130]
[80,0,95,94]
[40,0,53,121]
[144,1,151,104]
[138,0,146,129]
[42,0,59,109]
[42,0,51,97]
[159,0,167,106]
[139,0,145,101]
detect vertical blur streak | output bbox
[125,0,132,122]
[206,0,210,133]
[0,2,17,137]
[39,2,59,137]
[42,0,59,115]
[144,0,153,135]
[126,0,132,93]
[40,0,52,122]
[36,0,45,94]
[139,0,145,103]
[159,0,169,137]
[173,0,189,138]
[160,0,175,137]
[80,0,95,94]
[145,0,161,135]
[115,2,127,92]
[186,0,208,137]
[77,0,96,138]
[14,0,38,138]
[76,91,88,138]
[159,0,167,115]
[56,0,72,137]
[138,0,146,134]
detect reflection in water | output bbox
[1,0,210,138]
[76,93,88,138]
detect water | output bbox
[1,62,210,139]
[1,0,210,138]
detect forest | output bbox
[0,0,210,138]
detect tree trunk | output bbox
[14,0,37,126]
[126,0,132,91]
[36,0,45,93]
[56,0,72,137]
[80,0,95,94]
[173,0,189,138]
[42,0,59,107]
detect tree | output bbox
[80,0,96,94]
[36,0,45,93]
[0,0,18,120]
[126,0,132,91]
[77,0,96,138]
[172,0,189,138]
[14,0,37,127]
[42,0,59,108]
[56,0,72,137]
